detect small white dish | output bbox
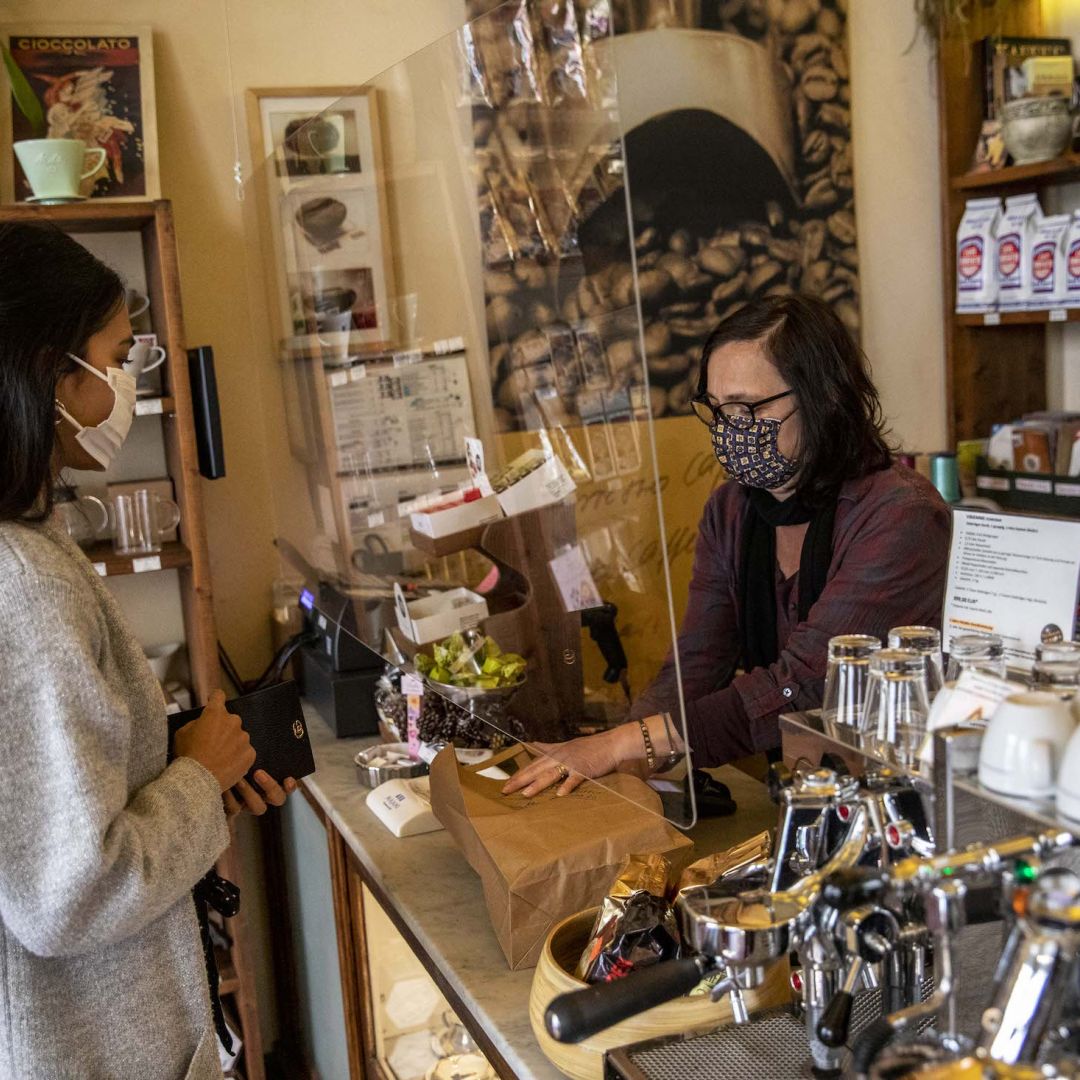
[24,193,88,205]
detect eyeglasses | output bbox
[691,388,795,426]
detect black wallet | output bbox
[168,680,316,785]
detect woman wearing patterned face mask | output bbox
[504,294,951,798]
[0,222,294,1080]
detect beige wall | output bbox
[848,1,949,453]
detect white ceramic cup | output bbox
[125,340,167,380]
[978,691,1077,800]
[14,138,106,200]
[1058,725,1080,823]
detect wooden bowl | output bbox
[528,907,792,1080]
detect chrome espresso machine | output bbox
[544,709,1080,1079]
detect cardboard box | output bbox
[410,494,502,539]
[496,456,576,517]
[395,585,489,645]
[429,746,693,970]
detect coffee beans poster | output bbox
[462,0,858,430]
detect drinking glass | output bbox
[887,625,944,696]
[860,648,931,769]
[112,490,181,555]
[821,634,882,729]
[945,633,1006,681]
[1031,640,1080,700]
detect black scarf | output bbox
[739,488,836,673]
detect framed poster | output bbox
[0,25,159,202]
[246,87,395,353]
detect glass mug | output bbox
[55,494,109,547]
[821,634,882,729]
[945,633,1006,682]
[111,491,181,555]
[859,647,931,769]
[887,625,944,696]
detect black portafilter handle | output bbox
[817,989,855,1048]
[545,956,710,1044]
[821,866,888,910]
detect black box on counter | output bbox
[298,644,381,738]
[975,456,1080,517]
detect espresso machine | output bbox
[546,762,937,1075]
[546,713,1080,1079]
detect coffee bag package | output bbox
[956,197,1002,312]
[1029,213,1071,309]
[997,193,1043,310]
[1065,211,1080,308]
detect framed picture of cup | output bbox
[0,25,160,202]
[246,86,395,352]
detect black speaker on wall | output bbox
[187,346,226,479]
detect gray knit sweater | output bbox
[0,518,230,1080]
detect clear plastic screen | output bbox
[242,0,820,828]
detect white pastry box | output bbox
[410,494,502,538]
[394,584,489,645]
[495,456,576,517]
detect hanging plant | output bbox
[1,42,45,137]
[912,0,1024,49]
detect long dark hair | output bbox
[697,295,892,506]
[0,221,124,522]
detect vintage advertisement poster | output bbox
[2,27,159,201]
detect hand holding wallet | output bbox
[169,680,315,786]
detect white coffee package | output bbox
[996,192,1043,310]
[1029,213,1070,309]
[1065,210,1080,308]
[955,197,1002,312]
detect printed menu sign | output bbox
[943,509,1080,665]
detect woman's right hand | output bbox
[501,726,636,798]
[174,689,257,793]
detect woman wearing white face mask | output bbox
[504,295,952,799]
[0,222,293,1080]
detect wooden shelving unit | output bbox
[951,151,1080,191]
[0,200,265,1080]
[937,0,1059,443]
[956,307,1080,326]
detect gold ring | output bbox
[554,763,569,782]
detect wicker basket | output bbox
[529,907,792,1080]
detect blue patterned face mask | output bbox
[709,413,800,489]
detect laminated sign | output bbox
[429,746,693,970]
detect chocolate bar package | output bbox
[576,853,679,983]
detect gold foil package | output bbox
[576,853,678,982]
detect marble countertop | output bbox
[301,705,778,1080]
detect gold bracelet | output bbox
[638,717,656,772]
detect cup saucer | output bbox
[24,194,88,205]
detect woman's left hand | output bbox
[223,770,297,817]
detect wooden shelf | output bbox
[82,541,192,577]
[951,153,1080,191]
[0,199,160,232]
[134,395,176,417]
[955,308,1080,326]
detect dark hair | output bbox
[697,294,892,506]
[0,222,124,522]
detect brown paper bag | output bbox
[429,746,694,970]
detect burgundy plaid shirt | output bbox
[631,464,951,767]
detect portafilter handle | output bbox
[544,956,712,1044]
